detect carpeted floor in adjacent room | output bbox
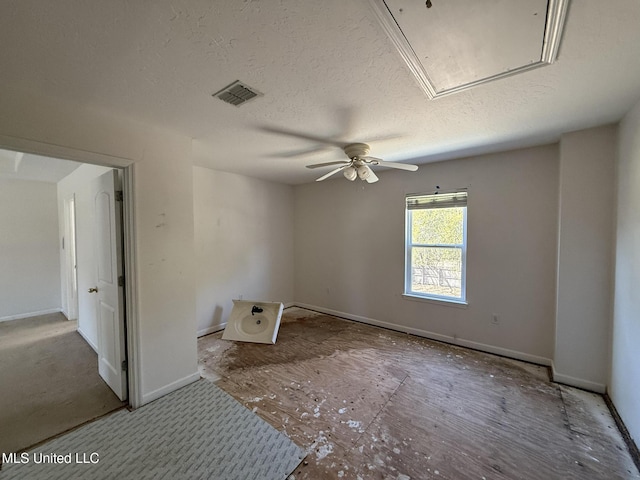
[0,313,125,454]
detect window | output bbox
[404,191,467,303]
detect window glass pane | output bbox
[411,207,464,245]
[410,247,462,298]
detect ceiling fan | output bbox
[259,126,419,183]
[309,142,418,183]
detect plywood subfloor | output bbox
[0,313,125,454]
[198,308,639,480]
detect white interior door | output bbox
[91,170,127,401]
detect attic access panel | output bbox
[370,0,569,98]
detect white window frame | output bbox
[404,191,468,305]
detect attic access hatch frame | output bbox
[369,0,570,99]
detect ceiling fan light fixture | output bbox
[261,132,418,183]
[343,166,357,181]
[357,164,372,180]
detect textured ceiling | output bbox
[1,0,640,184]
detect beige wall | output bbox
[0,179,60,320]
[193,167,294,336]
[611,98,640,446]
[294,144,560,364]
[554,125,617,392]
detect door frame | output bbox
[63,193,78,321]
[0,134,142,408]
[121,165,141,408]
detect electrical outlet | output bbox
[492,314,500,325]
[238,294,243,300]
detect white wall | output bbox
[554,125,616,392]
[0,178,61,320]
[57,164,112,349]
[294,145,559,363]
[193,167,294,336]
[0,88,198,406]
[610,99,640,446]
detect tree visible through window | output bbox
[405,191,467,303]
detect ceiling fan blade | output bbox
[316,165,348,182]
[258,126,346,148]
[306,161,350,169]
[382,161,419,171]
[364,157,419,171]
[365,169,379,183]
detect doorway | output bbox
[0,147,137,453]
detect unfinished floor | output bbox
[0,313,125,454]
[198,307,640,480]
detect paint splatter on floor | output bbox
[198,308,640,480]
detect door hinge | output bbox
[115,190,123,202]
[121,360,128,371]
[118,275,125,287]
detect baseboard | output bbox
[197,323,227,338]
[294,303,553,368]
[77,327,98,353]
[603,393,640,473]
[141,371,201,406]
[0,308,62,323]
[550,362,606,393]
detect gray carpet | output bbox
[0,380,305,480]
[0,313,125,454]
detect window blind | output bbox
[406,191,467,210]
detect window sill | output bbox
[401,293,468,309]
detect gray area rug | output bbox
[0,380,305,480]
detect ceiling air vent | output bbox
[212,80,262,107]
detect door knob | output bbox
[88,287,98,293]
